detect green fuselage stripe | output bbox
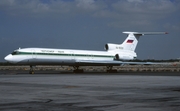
[13,52,114,58]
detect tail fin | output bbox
[120,32,168,51]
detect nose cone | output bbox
[4,54,13,62]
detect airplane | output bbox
[4,31,168,74]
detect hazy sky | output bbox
[0,0,180,62]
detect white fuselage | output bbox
[5,31,166,66]
[4,48,137,65]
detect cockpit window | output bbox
[11,51,19,55]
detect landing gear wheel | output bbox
[29,65,35,74]
[106,66,117,73]
[106,69,117,73]
[29,71,34,74]
[73,69,84,73]
[73,66,84,73]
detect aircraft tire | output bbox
[29,71,34,74]
[106,69,117,73]
[73,69,84,73]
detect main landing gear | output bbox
[106,66,117,73]
[73,66,84,73]
[29,65,35,74]
[73,66,117,73]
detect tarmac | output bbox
[0,71,180,111]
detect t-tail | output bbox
[121,32,168,51]
[105,32,168,52]
[105,31,167,60]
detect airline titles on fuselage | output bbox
[41,50,64,54]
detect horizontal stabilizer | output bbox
[123,32,168,35]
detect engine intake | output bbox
[115,54,120,60]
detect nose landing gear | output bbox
[29,65,35,74]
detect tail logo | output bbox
[126,40,134,43]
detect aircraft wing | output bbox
[75,60,167,66]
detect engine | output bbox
[105,43,137,60]
[115,54,132,60]
[114,53,137,60]
[105,43,123,51]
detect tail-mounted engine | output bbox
[105,43,137,60]
[105,43,123,51]
[115,54,135,60]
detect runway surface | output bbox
[0,72,180,111]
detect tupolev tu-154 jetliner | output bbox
[4,31,167,74]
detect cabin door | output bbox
[32,50,36,59]
[87,54,94,60]
[70,51,75,60]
